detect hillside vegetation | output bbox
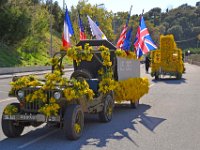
[0,0,200,67]
[0,0,63,67]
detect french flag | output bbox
[62,7,74,48]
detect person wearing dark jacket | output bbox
[145,56,150,73]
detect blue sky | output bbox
[57,0,198,14]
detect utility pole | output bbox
[63,0,65,11]
[50,0,53,57]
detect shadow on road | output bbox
[152,77,187,84]
[0,104,166,150]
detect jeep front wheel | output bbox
[99,94,114,122]
[63,104,84,140]
[2,103,24,138]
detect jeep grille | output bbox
[21,88,52,113]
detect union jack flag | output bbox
[78,14,86,40]
[134,16,157,58]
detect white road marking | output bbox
[149,84,155,88]
[18,129,58,149]
[0,97,16,103]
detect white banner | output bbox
[117,57,140,80]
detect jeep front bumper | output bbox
[2,114,60,122]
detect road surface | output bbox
[0,63,200,150]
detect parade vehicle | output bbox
[151,35,184,80]
[1,39,148,140]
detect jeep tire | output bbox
[70,70,92,80]
[2,103,24,138]
[99,94,114,122]
[63,104,84,140]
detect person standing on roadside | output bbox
[145,56,150,73]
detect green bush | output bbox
[183,48,200,54]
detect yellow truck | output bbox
[151,34,184,80]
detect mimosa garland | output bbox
[67,43,93,65]
[3,105,18,115]
[98,46,117,94]
[114,78,149,103]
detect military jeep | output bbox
[1,40,117,140]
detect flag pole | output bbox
[63,0,65,11]
[116,5,132,48]
[142,9,144,15]
[77,9,81,28]
[50,0,53,57]
[126,5,133,26]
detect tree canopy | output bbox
[0,0,199,67]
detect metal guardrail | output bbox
[0,66,51,75]
[0,65,72,75]
[187,59,200,66]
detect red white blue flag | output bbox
[116,6,132,49]
[116,25,128,48]
[62,7,74,48]
[134,16,157,58]
[121,27,133,51]
[78,14,86,40]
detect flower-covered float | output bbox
[2,39,149,140]
[151,34,184,80]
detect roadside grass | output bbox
[183,48,200,54]
[0,31,72,67]
[0,43,22,67]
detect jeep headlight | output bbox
[53,91,61,100]
[17,90,24,99]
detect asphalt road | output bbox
[0,63,200,150]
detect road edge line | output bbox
[149,84,155,88]
[18,129,58,149]
[0,97,16,103]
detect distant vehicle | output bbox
[150,35,184,80]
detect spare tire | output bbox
[70,70,92,80]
